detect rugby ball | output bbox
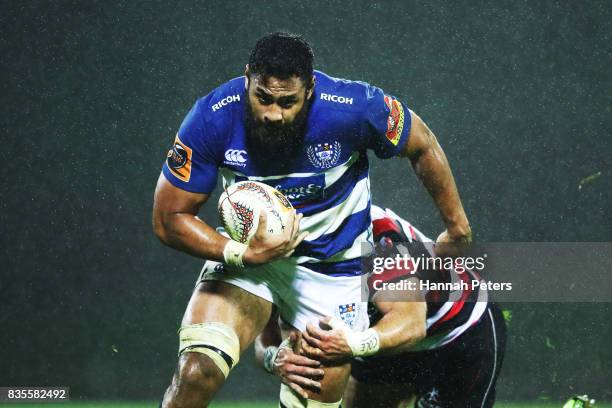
[218,181,294,244]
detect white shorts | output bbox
[198,259,369,332]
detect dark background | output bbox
[1,0,610,403]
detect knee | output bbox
[177,353,225,392]
[163,353,225,408]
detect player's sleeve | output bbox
[363,84,412,158]
[162,100,220,193]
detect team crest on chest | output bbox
[307,141,341,169]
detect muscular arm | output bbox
[302,278,427,361]
[152,174,229,262]
[370,290,427,355]
[256,301,426,359]
[401,111,471,241]
[256,284,426,394]
[152,173,305,264]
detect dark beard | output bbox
[245,97,310,171]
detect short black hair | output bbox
[248,32,314,85]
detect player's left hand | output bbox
[301,317,353,363]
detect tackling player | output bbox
[255,205,506,408]
[152,32,471,408]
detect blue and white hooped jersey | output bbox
[162,70,412,276]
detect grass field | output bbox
[0,402,610,408]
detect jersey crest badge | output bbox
[307,141,341,169]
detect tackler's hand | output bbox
[272,332,324,399]
[301,317,354,364]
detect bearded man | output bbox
[152,32,471,407]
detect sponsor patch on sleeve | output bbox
[166,134,193,182]
[383,95,405,146]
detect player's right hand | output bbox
[273,332,324,399]
[243,210,308,265]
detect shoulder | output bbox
[192,76,246,126]
[176,77,246,161]
[312,70,382,114]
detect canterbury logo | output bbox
[224,149,247,165]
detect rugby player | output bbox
[152,32,471,408]
[255,205,506,408]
